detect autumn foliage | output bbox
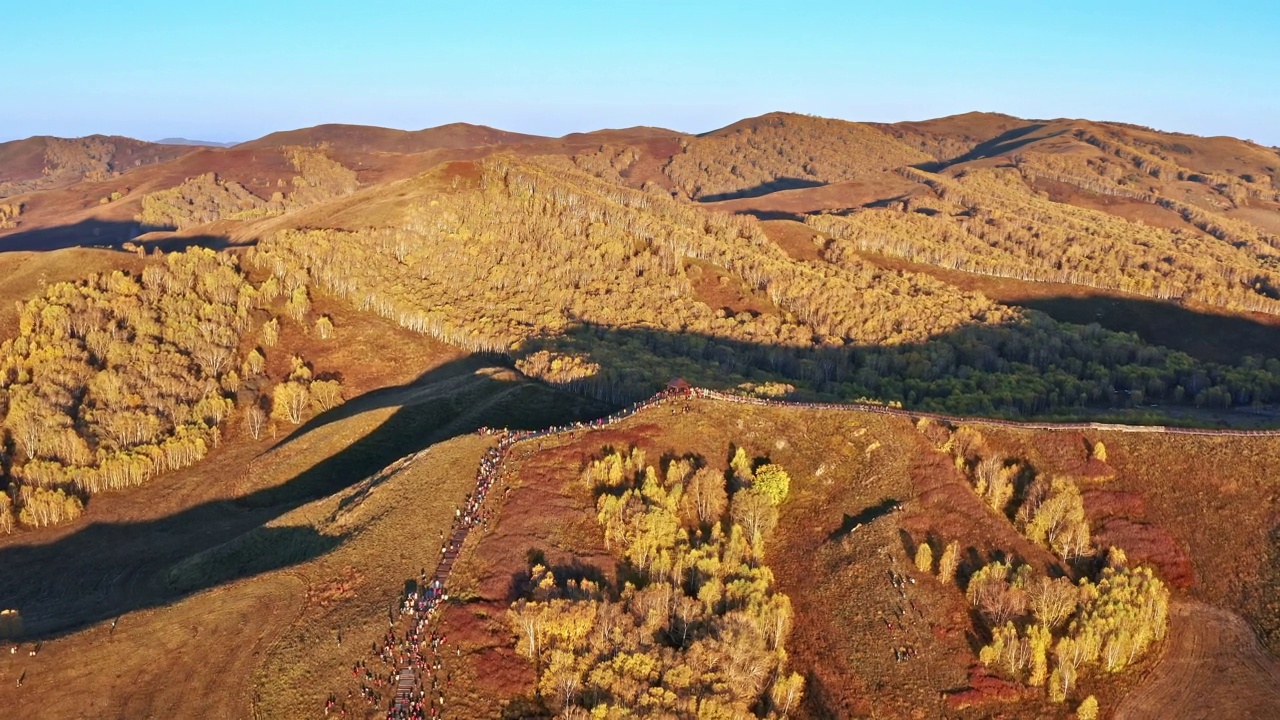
[509,447,802,717]
[252,155,1280,415]
[138,145,357,229]
[0,247,341,531]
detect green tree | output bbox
[752,463,790,506]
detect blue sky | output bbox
[3,1,1277,144]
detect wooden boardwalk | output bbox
[395,665,416,701]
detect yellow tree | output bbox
[937,540,960,582]
[752,464,791,506]
[915,541,934,574]
[0,492,14,534]
[271,381,310,425]
[682,466,728,526]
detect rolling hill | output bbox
[0,135,195,199]
[0,111,1278,719]
[235,121,547,153]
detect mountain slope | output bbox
[663,111,933,200]
[155,138,238,148]
[1,113,1280,720]
[0,135,194,198]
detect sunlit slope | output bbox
[250,155,1280,417]
[437,397,1280,719]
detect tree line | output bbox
[808,164,1280,316]
[138,145,358,230]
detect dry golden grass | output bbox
[1113,602,1280,720]
[3,114,1280,720]
[0,572,304,719]
[0,281,608,717]
[251,433,492,719]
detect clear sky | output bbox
[3,1,1278,144]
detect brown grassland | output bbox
[0,111,1278,718]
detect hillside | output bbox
[0,135,194,199]
[0,112,1279,719]
[434,395,1280,719]
[664,112,932,201]
[155,138,238,147]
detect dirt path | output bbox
[1114,602,1280,720]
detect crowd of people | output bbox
[882,563,924,665]
[319,376,1276,716]
[328,386,700,718]
[338,380,1181,717]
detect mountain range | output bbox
[0,111,1278,719]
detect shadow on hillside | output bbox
[0,355,612,641]
[913,123,1056,170]
[1013,294,1280,366]
[521,314,1280,423]
[828,498,902,542]
[144,233,254,253]
[0,218,240,253]
[0,219,145,252]
[7,290,1280,641]
[697,177,825,202]
[729,209,809,222]
[508,554,610,601]
[268,353,507,450]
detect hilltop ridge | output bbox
[235,121,548,153]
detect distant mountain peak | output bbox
[155,138,238,148]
